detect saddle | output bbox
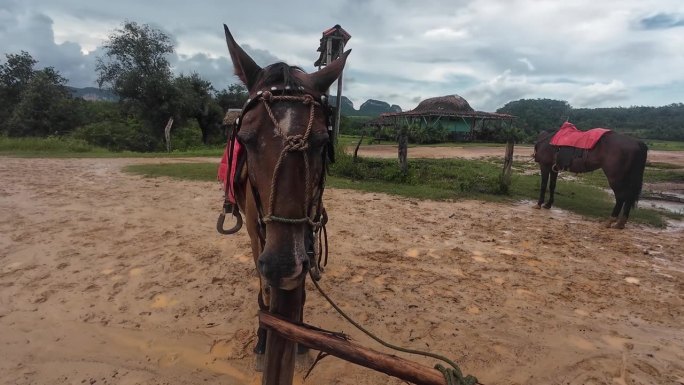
[550,122,611,172]
[550,122,611,149]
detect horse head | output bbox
[224,25,349,290]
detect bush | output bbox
[169,121,204,151]
[330,145,507,195]
[0,135,103,153]
[71,119,159,152]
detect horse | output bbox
[533,123,648,229]
[219,25,350,355]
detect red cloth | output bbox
[550,122,611,149]
[217,140,242,203]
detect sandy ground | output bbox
[1,157,683,385]
[353,145,684,167]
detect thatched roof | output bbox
[413,95,474,114]
[223,109,241,126]
[363,94,515,127]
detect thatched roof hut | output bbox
[364,94,515,140]
[413,95,474,114]
[223,109,242,126]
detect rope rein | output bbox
[309,273,480,385]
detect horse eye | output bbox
[238,130,257,146]
[310,133,330,147]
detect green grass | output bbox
[0,136,225,158]
[123,155,678,227]
[125,162,220,181]
[644,140,684,151]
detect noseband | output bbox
[255,89,326,229]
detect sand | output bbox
[1,157,682,385]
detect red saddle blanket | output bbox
[550,122,611,149]
[217,140,243,204]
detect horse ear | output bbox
[308,50,351,93]
[223,24,262,91]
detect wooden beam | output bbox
[259,311,449,385]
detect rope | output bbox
[310,275,479,385]
[260,91,321,227]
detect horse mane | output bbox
[258,62,305,92]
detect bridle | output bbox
[217,84,332,278]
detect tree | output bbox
[6,67,80,136]
[96,21,176,136]
[173,73,223,144]
[215,83,248,111]
[0,51,38,133]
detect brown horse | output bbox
[533,126,648,229]
[221,25,349,354]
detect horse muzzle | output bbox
[257,251,309,290]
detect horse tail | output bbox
[627,141,648,208]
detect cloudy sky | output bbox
[1,0,683,111]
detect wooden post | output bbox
[398,126,408,174]
[259,311,451,385]
[500,140,514,190]
[353,131,365,162]
[333,70,344,144]
[262,286,304,385]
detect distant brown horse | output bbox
[220,25,349,355]
[533,126,648,229]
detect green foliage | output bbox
[0,52,84,137]
[497,99,571,142]
[330,148,506,195]
[497,98,684,141]
[5,69,80,136]
[96,21,176,136]
[71,118,158,152]
[0,135,105,153]
[215,84,248,110]
[173,73,223,144]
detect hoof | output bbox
[604,216,617,228]
[615,217,627,229]
[253,344,266,355]
[533,204,541,209]
[255,354,265,372]
[542,203,552,209]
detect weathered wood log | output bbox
[259,311,449,385]
[500,140,515,188]
[262,287,304,385]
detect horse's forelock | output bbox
[257,62,306,92]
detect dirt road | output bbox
[353,144,684,167]
[1,157,682,385]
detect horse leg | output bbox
[543,169,558,209]
[606,198,624,228]
[615,195,634,229]
[536,165,550,209]
[254,282,270,354]
[296,285,309,354]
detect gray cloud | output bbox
[1,0,683,110]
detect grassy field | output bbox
[124,154,682,227]
[644,140,684,151]
[4,136,680,227]
[0,136,224,158]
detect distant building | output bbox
[365,94,515,141]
